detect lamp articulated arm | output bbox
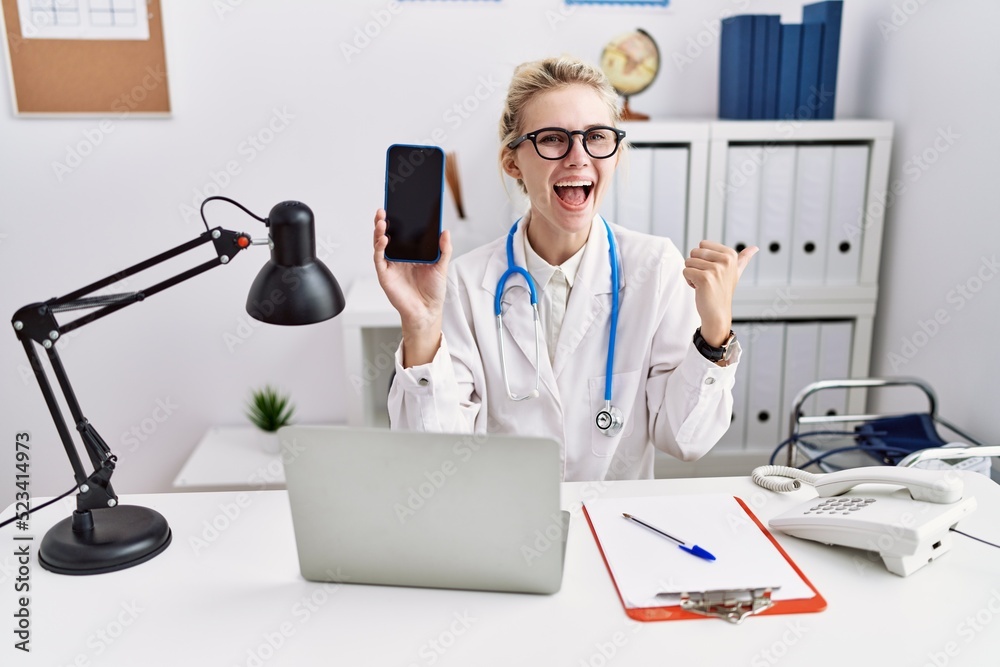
[10,197,343,575]
[11,227,253,514]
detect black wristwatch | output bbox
[693,327,736,364]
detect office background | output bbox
[0,0,997,510]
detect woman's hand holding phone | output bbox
[373,209,452,367]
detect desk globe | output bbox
[600,28,660,121]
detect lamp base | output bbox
[39,505,172,575]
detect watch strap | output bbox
[693,327,735,362]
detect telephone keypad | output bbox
[803,498,876,515]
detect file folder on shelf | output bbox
[723,145,763,284]
[716,322,752,450]
[583,494,826,623]
[617,147,654,234]
[791,145,834,285]
[825,145,869,285]
[650,147,689,250]
[780,322,821,432]
[755,145,796,285]
[745,322,785,448]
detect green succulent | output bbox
[245,385,295,432]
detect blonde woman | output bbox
[373,56,756,481]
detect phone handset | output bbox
[751,465,964,504]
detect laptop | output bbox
[280,425,568,594]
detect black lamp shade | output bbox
[246,201,345,325]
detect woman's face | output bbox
[504,84,620,242]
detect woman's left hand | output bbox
[683,241,759,346]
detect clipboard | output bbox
[583,494,826,623]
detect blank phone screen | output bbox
[384,145,444,263]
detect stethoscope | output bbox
[494,217,624,437]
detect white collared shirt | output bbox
[523,230,586,366]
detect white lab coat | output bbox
[389,215,741,481]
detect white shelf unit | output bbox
[341,278,400,429]
[339,120,893,477]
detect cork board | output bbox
[1,0,169,115]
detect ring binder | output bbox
[680,587,777,624]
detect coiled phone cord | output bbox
[750,465,821,493]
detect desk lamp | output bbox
[11,197,345,575]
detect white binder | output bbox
[779,322,820,438]
[815,321,854,418]
[755,146,797,286]
[617,147,654,234]
[722,145,763,285]
[790,146,833,285]
[825,145,870,285]
[744,322,786,450]
[717,322,752,450]
[650,147,689,250]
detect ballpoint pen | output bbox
[622,513,717,561]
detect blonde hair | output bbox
[499,56,623,194]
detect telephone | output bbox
[752,465,977,576]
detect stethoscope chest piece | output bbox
[596,403,624,437]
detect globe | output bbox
[600,28,660,120]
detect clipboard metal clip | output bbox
[680,587,777,624]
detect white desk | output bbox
[4,474,1000,666]
[172,426,286,491]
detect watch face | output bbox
[722,332,736,359]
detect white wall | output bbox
[1,0,996,512]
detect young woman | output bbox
[373,56,756,481]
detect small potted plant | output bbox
[245,385,295,453]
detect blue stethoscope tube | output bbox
[494,218,624,436]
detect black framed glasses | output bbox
[508,126,627,160]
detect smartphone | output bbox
[383,144,445,263]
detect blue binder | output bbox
[803,0,843,120]
[719,15,755,119]
[797,22,824,120]
[777,23,802,120]
[762,17,781,119]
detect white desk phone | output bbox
[751,465,977,576]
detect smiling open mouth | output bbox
[553,180,593,206]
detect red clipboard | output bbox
[583,496,827,622]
